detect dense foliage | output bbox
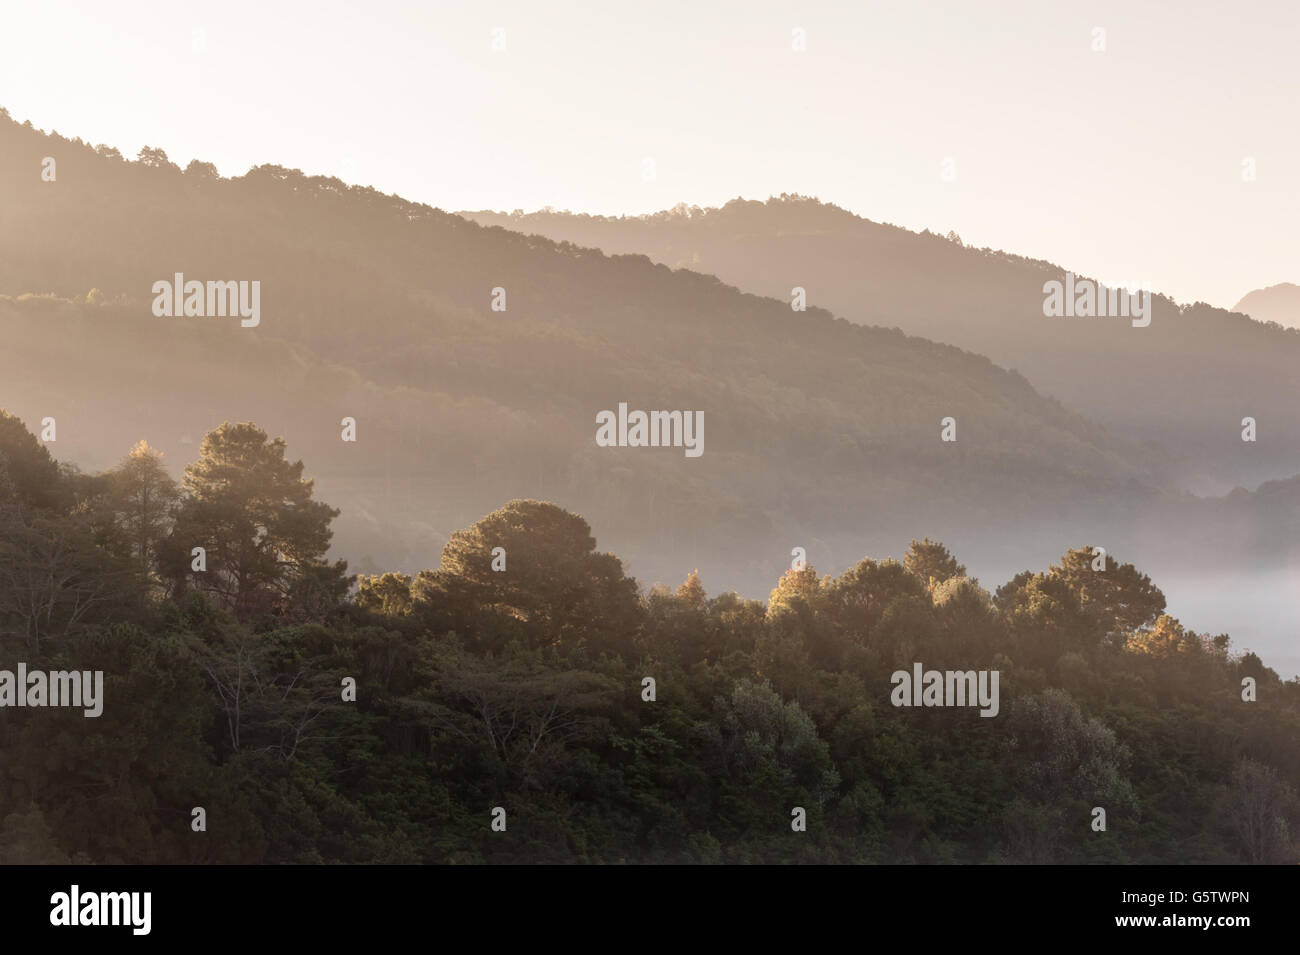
[2,412,1295,864]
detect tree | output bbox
[904,538,967,590]
[821,557,929,653]
[1001,689,1135,862]
[767,565,822,615]
[1224,758,1297,864]
[0,485,117,654]
[424,642,616,789]
[1048,547,1165,634]
[995,570,1098,665]
[993,570,1034,611]
[356,572,415,616]
[136,146,180,171]
[415,499,641,654]
[184,159,219,179]
[0,410,67,512]
[697,678,840,851]
[166,422,345,621]
[676,570,706,610]
[185,621,345,760]
[106,440,179,584]
[1124,614,1214,660]
[931,576,998,658]
[10,622,218,862]
[642,571,713,663]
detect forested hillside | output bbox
[463,198,1300,492]
[0,111,1178,597]
[1,413,1296,864]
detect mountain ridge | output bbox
[1234,282,1300,330]
[461,196,1300,493]
[3,112,1297,637]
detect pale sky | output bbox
[2,0,1296,309]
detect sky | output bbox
[1,0,1296,309]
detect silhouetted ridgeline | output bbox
[0,412,1296,864]
[1234,282,1300,331]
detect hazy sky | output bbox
[2,0,1295,309]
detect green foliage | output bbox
[162,422,347,622]
[0,409,67,512]
[0,414,1297,864]
[1049,547,1166,634]
[414,500,641,655]
[904,537,968,590]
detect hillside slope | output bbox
[0,112,1287,601]
[463,198,1300,493]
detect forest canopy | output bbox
[1,412,1295,864]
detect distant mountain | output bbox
[2,112,1298,609]
[463,198,1300,494]
[1234,283,1300,330]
